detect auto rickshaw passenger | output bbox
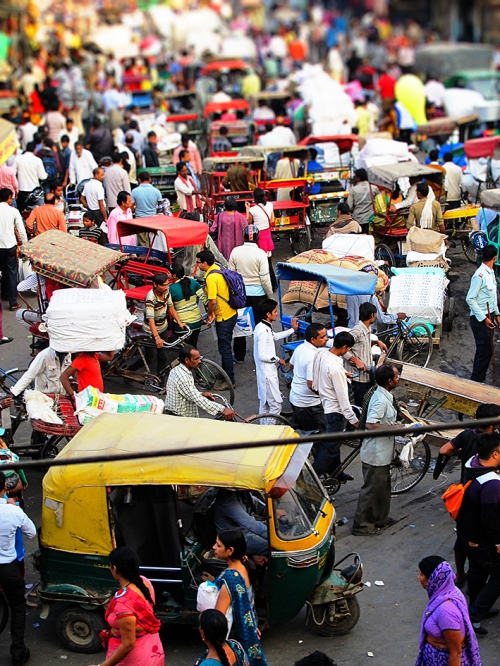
[213,127,233,154]
[222,160,251,192]
[213,529,269,666]
[212,489,268,556]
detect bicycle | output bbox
[104,328,235,405]
[379,317,433,367]
[212,394,292,426]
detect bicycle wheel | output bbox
[246,413,292,426]
[194,359,235,405]
[374,243,395,279]
[461,237,478,264]
[396,322,433,367]
[390,437,431,494]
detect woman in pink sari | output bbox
[92,547,165,666]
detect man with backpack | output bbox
[196,249,244,389]
[456,432,500,635]
[13,142,48,213]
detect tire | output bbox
[291,226,312,255]
[390,437,431,494]
[443,296,455,332]
[294,305,313,323]
[311,596,361,637]
[0,589,9,636]
[461,237,478,264]
[246,413,292,426]
[40,441,60,460]
[396,322,433,367]
[55,607,106,653]
[374,243,395,278]
[194,359,235,405]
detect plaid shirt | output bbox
[0,165,18,197]
[165,363,224,418]
[212,136,233,154]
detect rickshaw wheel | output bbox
[310,596,360,636]
[294,305,313,323]
[291,227,312,255]
[55,607,106,653]
[0,588,9,636]
[396,322,433,367]
[461,238,479,264]
[246,413,292,426]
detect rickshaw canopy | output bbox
[202,59,248,75]
[116,216,208,249]
[276,262,377,296]
[480,188,500,211]
[203,99,250,119]
[21,230,126,288]
[43,413,298,496]
[367,163,444,190]
[203,155,265,171]
[298,134,358,154]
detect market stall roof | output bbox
[43,413,299,495]
[0,117,17,167]
[298,134,358,154]
[367,162,443,189]
[480,188,500,211]
[276,262,377,295]
[116,216,208,248]
[21,230,126,288]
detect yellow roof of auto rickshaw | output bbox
[43,413,299,499]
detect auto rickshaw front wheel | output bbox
[55,607,106,653]
[308,596,361,637]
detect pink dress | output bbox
[103,579,164,666]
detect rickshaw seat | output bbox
[123,286,152,302]
[127,328,152,342]
[281,316,309,337]
[382,228,408,238]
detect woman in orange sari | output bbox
[92,547,165,666]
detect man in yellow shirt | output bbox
[407,182,445,233]
[196,250,237,388]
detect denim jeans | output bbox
[215,315,237,384]
[312,412,346,477]
[470,315,493,383]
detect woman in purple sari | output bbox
[211,196,246,261]
[415,556,482,666]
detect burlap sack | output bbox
[406,226,447,254]
[407,256,449,272]
[282,249,389,309]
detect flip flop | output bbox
[0,337,13,345]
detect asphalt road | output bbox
[1,239,499,666]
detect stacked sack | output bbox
[281,249,389,310]
[405,227,449,272]
[75,387,165,425]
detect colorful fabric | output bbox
[214,569,268,666]
[103,581,164,666]
[195,639,249,666]
[71,352,104,393]
[169,278,207,332]
[415,562,481,666]
[370,192,406,233]
[212,211,246,261]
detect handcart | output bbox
[29,394,82,459]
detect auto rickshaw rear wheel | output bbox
[55,607,106,653]
[310,596,360,636]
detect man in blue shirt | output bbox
[466,244,500,382]
[131,171,163,247]
[298,147,323,195]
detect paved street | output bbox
[0,242,499,665]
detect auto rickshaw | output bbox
[37,413,364,652]
[201,59,248,97]
[203,100,254,156]
[262,177,313,254]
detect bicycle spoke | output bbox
[390,437,430,494]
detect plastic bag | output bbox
[196,581,233,633]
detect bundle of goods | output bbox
[388,267,448,325]
[322,234,375,261]
[45,288,134,352]
[75,386,165,426]
[404,227,449,272]
[281,249,388,310]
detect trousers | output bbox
[312,412,346,477]
[465,544,500,623]
[233,294,267,362]
[144,329,170,378]
[0,246,19,307]
[352,463,391,534]
[215,315,237,385]
[290,403,327,432]
[0,559,28,661]
[470,315,493,383]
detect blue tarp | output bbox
[276,262,377,296]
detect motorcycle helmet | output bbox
[243,225,260,243]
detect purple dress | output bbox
[415,562,482,666]
[212,211,246,261]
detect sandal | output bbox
[0,337,13,345]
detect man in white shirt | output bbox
[229,225,273,363]
[0,470,36,666]
[262,117,296,147]
[0,187,28,309]
[289,323,328,432]
[14,142,47,212]
[81,167,107,223]
[17,114,38,151]
[103,153,130,211]
[11,347,71,395]
[443,152,463,210]
[68,142,98,185]
[253,100,276,122]
[58,118,79,150]
[311,331,358,481]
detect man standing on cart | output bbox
[466,244,500,383]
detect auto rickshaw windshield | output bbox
[272,463,329,541]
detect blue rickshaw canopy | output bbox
[276,262,377,296]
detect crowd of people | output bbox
[1,4,500,666]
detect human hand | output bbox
[0,396,14,409]
[202,392,215,401]
[485,317,495,329]
[206,314,215,326]
[180,322,190,330]
[155,336,165,348]
[378,340,388,352]
[353,358,366,371]
[222,407,235,420]
[7,497,16,505]
[352,421,359,429]
[291,317,299,331]
[397,312,406,319]
[389,204,396,212]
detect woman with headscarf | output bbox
[415,556,482,666]
[211,196,246,261]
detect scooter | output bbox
[20,186,44,221]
